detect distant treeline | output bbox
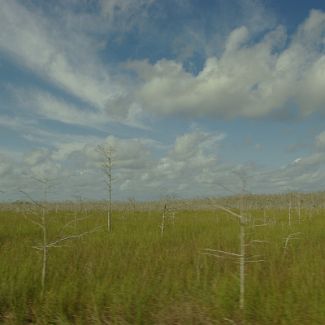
[1,191,325,211]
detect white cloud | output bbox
[0,0,124,118]
[5,84,150,130]
[22,147,68,180]
[23,149,50,166]
[298,56,325,115]
[316,131,325,147]
[132,130,226,194]
[14,89,103,127]
[2,125,325,199]
[100,135,154,170]
[0,115,37,130]
[293,157,302,164]
[0,153,13,177]
[28,161,62,180]
[170,130,225,160]
[128,10,325,119]
[2,1,323,124]
[0,129,229,199]
[225,26,250,53]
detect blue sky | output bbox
[1,0,325,201]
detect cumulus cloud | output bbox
[316,131,325,147]
[124,130,226,194]
[128,10,325,119]
[264,130,325,192]
[99,135,155,170]
[0,129,228,199]
[225,26,250,53]
[0,153,13,177]
[170,130,225,161]
[2,125,325,199]
[23,149,50,166]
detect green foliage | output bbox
[0,207,324,324]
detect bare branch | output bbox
[23,213,45,230]
[32,245,44,251]
[201,252,239,260]
[19,190,44,209]
[283,232,302,253]
[250,223,269,228]
[47,226,103,247]
[203,248,242,257]
[58,216,89,233]
[223,318,237,325]
[250,240,270,244]
[213,204,244,221]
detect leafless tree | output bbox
[20,177,102,298]
[205,172,264,313]
[97,144,114,232]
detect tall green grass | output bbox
[0,207,324,324]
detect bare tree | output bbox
[205,172,264,313]
[97,145,114,232]
[21,177,101,298]
[20,177,51,297]
[237,172,246,311]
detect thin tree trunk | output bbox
[41,187,48,298]
[288,200,292,226]
[97,145,113,232]
[239,219,245,310]
[161,204,166,236]
[239,190,245,311]
[107,155,112,232]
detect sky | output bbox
[0,0,325,201]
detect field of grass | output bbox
[0,201,324,324]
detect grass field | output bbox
[0,200,324,324]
